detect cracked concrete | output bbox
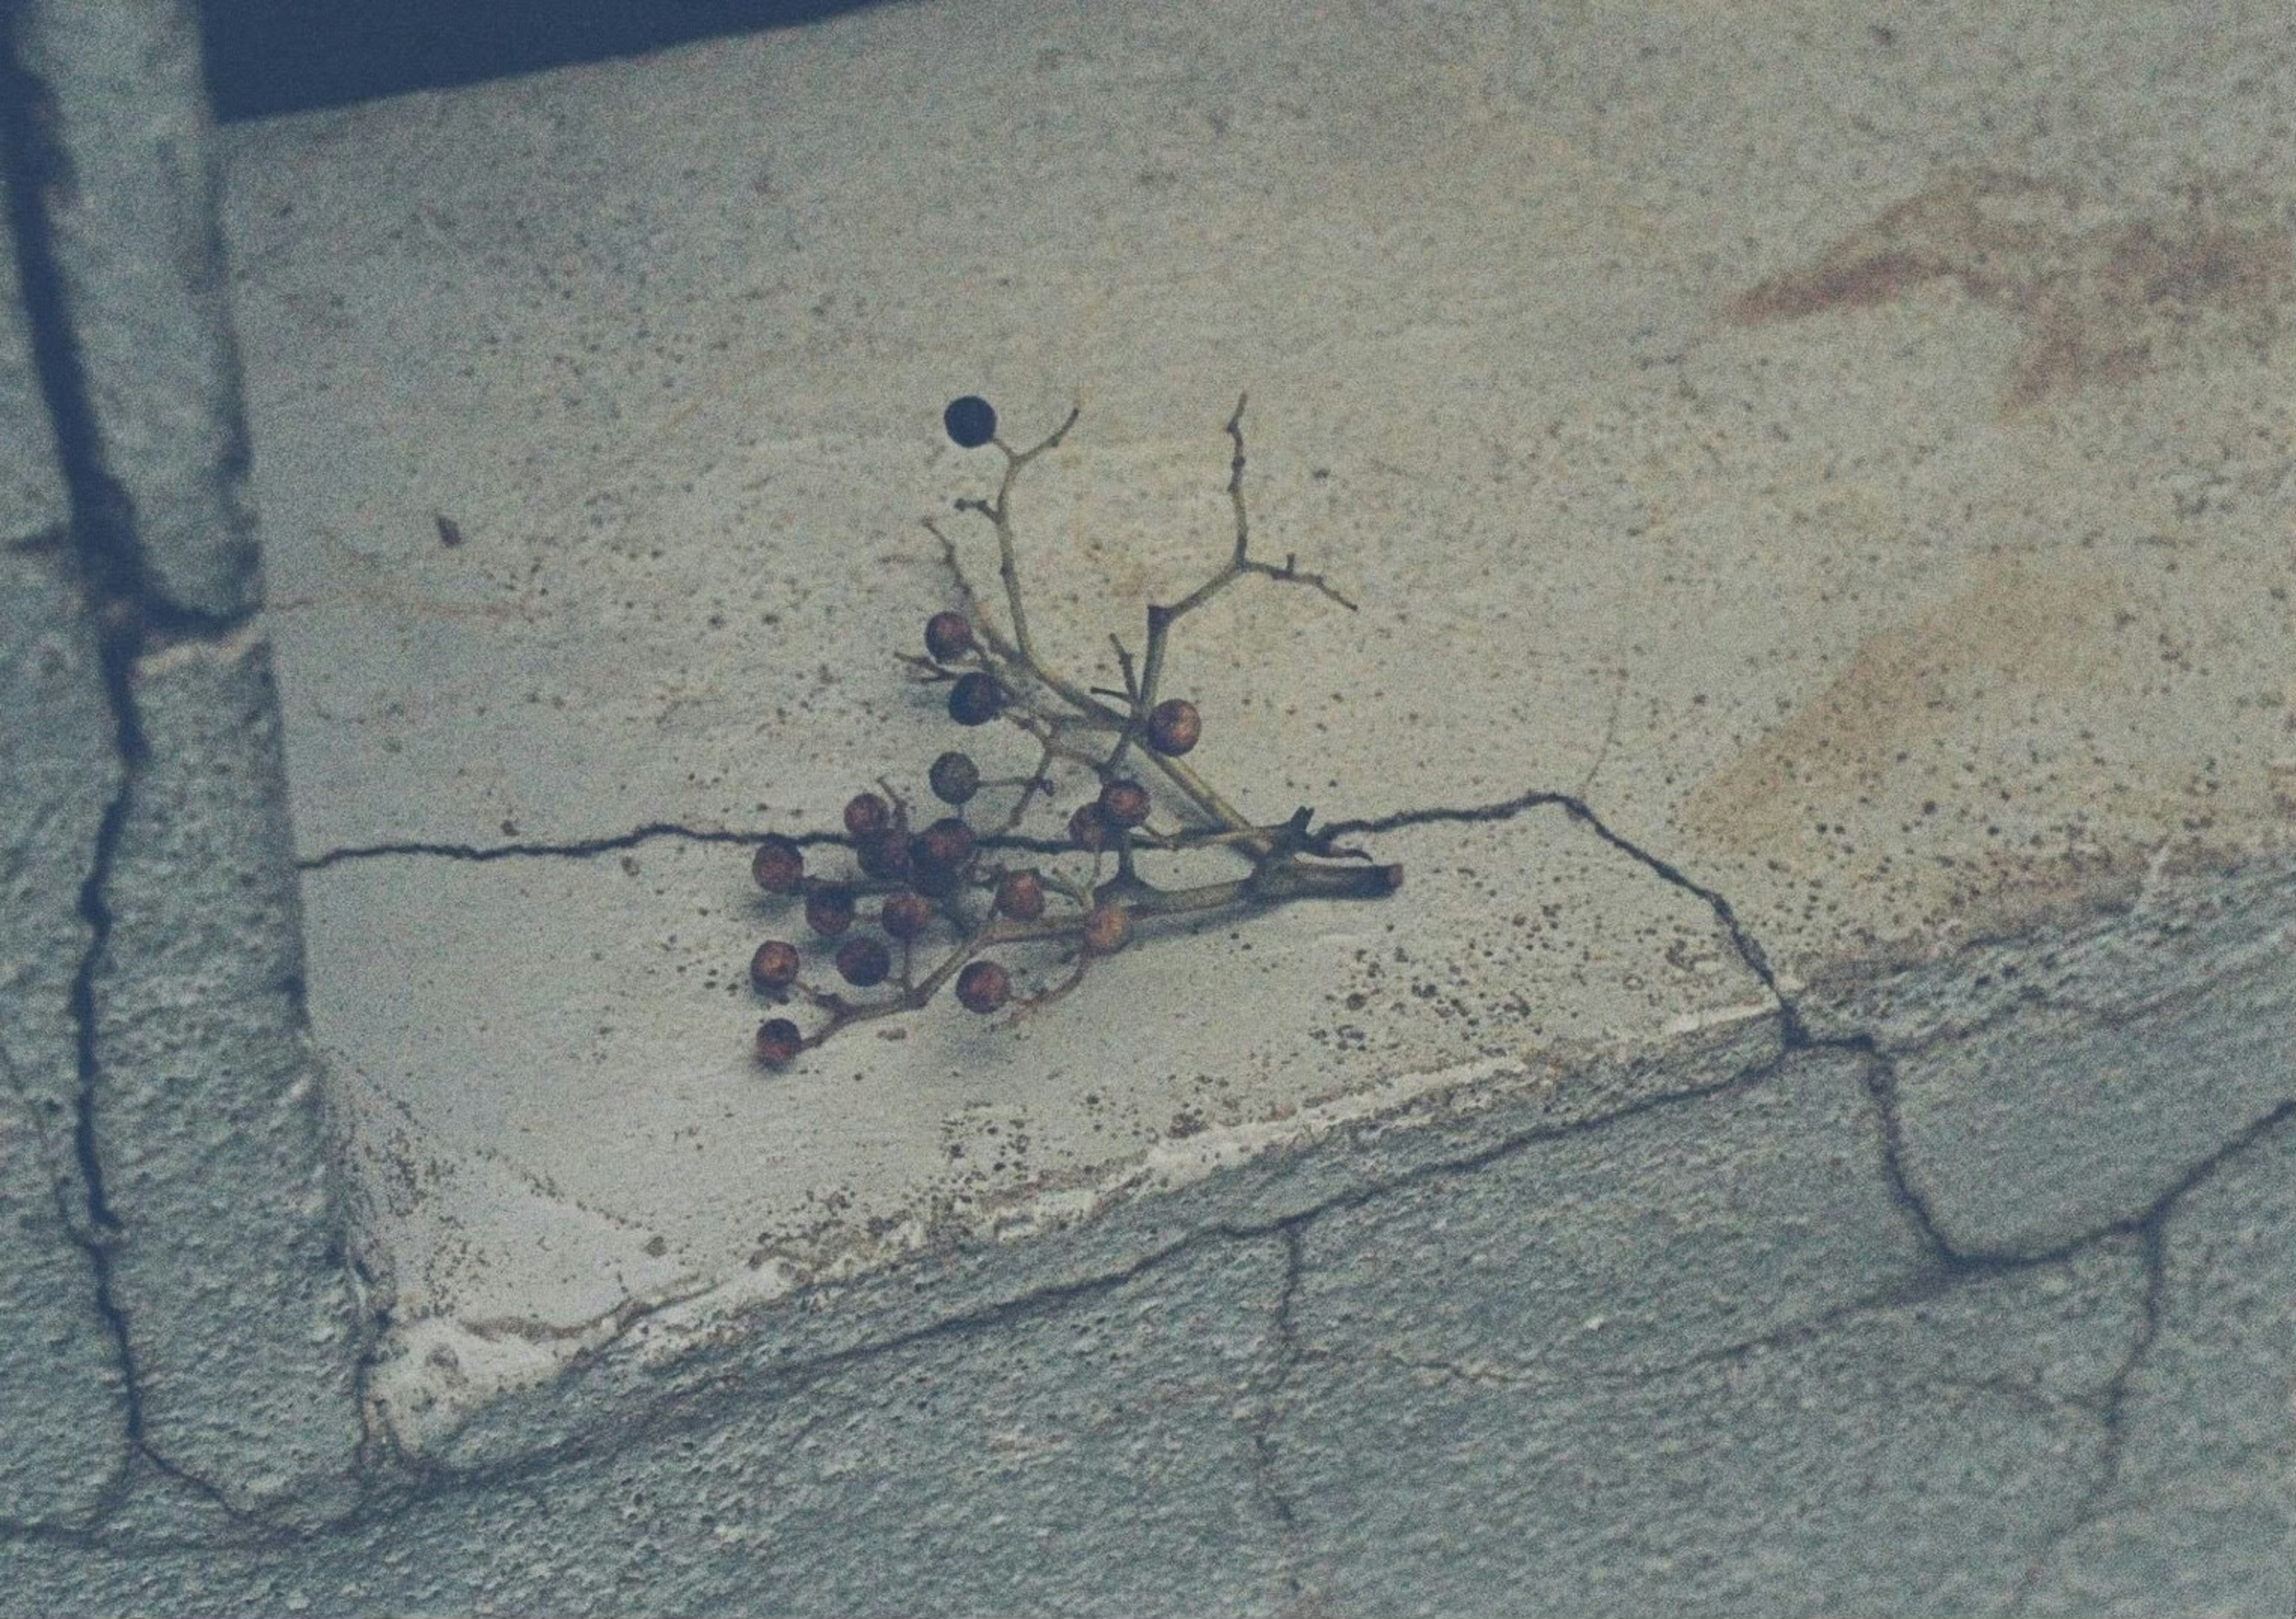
[5,0,2292,1609]
[4,0,363,1544]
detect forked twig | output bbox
[743,395,1400,1066]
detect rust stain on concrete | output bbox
[1679,556,2132,852]
[1726,170,2291,411]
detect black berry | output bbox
[805,887,856,936]
[944,395,997,449]
[916,817,974,870]
[834,935,891,988]
[844,792,892,838]
[948,672,1004,726]
[928,750,981,805]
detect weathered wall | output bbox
[3,0,2291,1614]
[0,0,363,1541]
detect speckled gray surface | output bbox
[4,0,2292,1610]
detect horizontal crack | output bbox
[300,821,758,871]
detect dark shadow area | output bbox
[201,0,905,123]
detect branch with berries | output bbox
[744,393,1402,1067]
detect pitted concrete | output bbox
[2,0,2290,1611]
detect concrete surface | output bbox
[2,0,362,1540]
[4,0,2292,1611]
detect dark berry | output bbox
[1067,802,1107,851]
[880,890,932,940]
[908,851,963,898]
[924,611,975,664]
[844,792,892,838]
[994,869,1046,921]
[834,935,891,988]
[928,750,981,805]
[1080,902,1132,956]
[948,672,1004,726]
[1147,698,1201,756]
[944,395,997,449]
[749,939,801,993]
[751,836,804,893]
[1098,778,1151,829]
[955,959,1010,1014]
[755,1018,804,1066]
[855,826,909,879]
[916,816,974,870]
[804,886,856,936]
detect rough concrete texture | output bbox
[11,0,261,618]
[0,542,130,1528]
[8,0,2295,1610]
[0,154,65,527]
[1,92,132,1529]
[84,630,367,1522]
[2,0,364,1547]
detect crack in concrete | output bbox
[1245,1226,1308,1605]
[99,692,2296,1603]
[298,821,762,872]
[2001,1097,2295,1612]
[1328,784,1803,1043]
[0,13,273,1534]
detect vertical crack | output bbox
[4,0,155,1478]
[2002,1099,2295,1610]
[1247,1224,1307,1605]
[66,758,143,1458]
[1853,1045,1960,1263]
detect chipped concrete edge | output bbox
[363,829,2296,1483]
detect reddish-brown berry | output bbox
[751,836,804,893]
[1067,802,1107,851]
[804,886,856,936]
[1147,697,1202,756]
[928,750,981,805]
[916,816,974,870]
[1080,902,1132,956]
[880,890,931,940]
[925,611,975,664]
[854,826,909,880]
[1098,778,1151,829]
[955,959,1010,1014]
[844,792,892,838]
[948,672,1004,726]
[834,935,891,988]
[993,869,1046,922]
[755,1018,804,1066]
[749,939,801,993]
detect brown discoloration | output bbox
[1679,557,2131,852]
[1727,170,2292,411]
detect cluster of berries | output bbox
[745,394,1399,1067]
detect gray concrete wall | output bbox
[4,0,2292,1613]
[0,0,363,1540]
